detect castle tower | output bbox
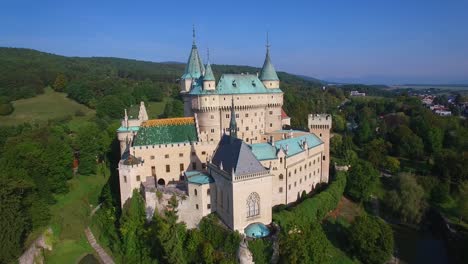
[203,50,216,91]
[308,114,332,183]
[181,26,205,93]
[259,33,279,89]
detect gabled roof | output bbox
[182,43,205,79]
[189,74,282,95]
[132,117,198,146]
[212,135,268,176]
[259,47,279,81]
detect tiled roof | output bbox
[186,171,214,185]
[212,135,268,176]
[133,118,198,146]
[281,108,289,119]
[189,74,282,95]
[250,133,323,160]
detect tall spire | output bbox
[192,24,196,46]
[229,97,237,139]
[259,32,279,81]
[182,25,205,79]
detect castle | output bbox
[117,31,332,235]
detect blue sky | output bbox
[1,0,467,84]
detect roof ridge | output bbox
[142,117,195,127]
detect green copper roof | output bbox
[182,44,205,79]
[186,171,214,185]
[189,74,282,95]
[250,133,323,160]
[249,143,278,160]
[203,63,215,81]
[117,126,140,132]
[133,123,198,146]
[259,47,279,81]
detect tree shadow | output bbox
[322,218,350,254]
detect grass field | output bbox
[0,87,94,126]
[146,100,167,118]
[43,165,109,264]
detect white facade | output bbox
[116,38,332,234]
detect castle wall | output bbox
[186,93,284,143]
[258,142,326,206]
[232,174,272,233]
[308,114,332,183]
[119,142,217,206]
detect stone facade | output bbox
[116,33,331,234]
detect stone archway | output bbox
[157,178,166,186]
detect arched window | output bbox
[279,174,284,180]
[246,192,260,218]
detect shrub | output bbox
[273,171,347,229]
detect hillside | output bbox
[0,47,339,128]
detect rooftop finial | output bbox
[207,48,210,63]
[266,31,270,50]
[192,24,196,46]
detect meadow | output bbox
[0,87,94,126]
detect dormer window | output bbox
[232,80,237,87]
[252,81,256,87]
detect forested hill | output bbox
[0,47,344,127]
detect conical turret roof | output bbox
[182,28,205,79]
[259,45,279,81]
[203,63,215,81]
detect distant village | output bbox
[417,94,468,117]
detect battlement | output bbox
[130,140,217,151]
[308,114,332,129]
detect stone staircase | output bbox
[84,227,115,264]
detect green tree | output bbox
[53,73,67,92]
[120,190,150,263]
[75,123,110,175]
[346,160,379,202]
[348,215,394,264]
[96,95,126,119]
[384,173,427,223]
[0,175,31,263]
[332,114,346,132]
[458,181,468,223]
[355,118,373,145]
[248,239,272,264]
[363,138,388,168]
[279,222,331,264]
[385,156,400,174]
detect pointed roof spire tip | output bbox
[192,24,196,46]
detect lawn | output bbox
[147,100,167,118]
[43,165,109,263]
[0,87,94,126]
